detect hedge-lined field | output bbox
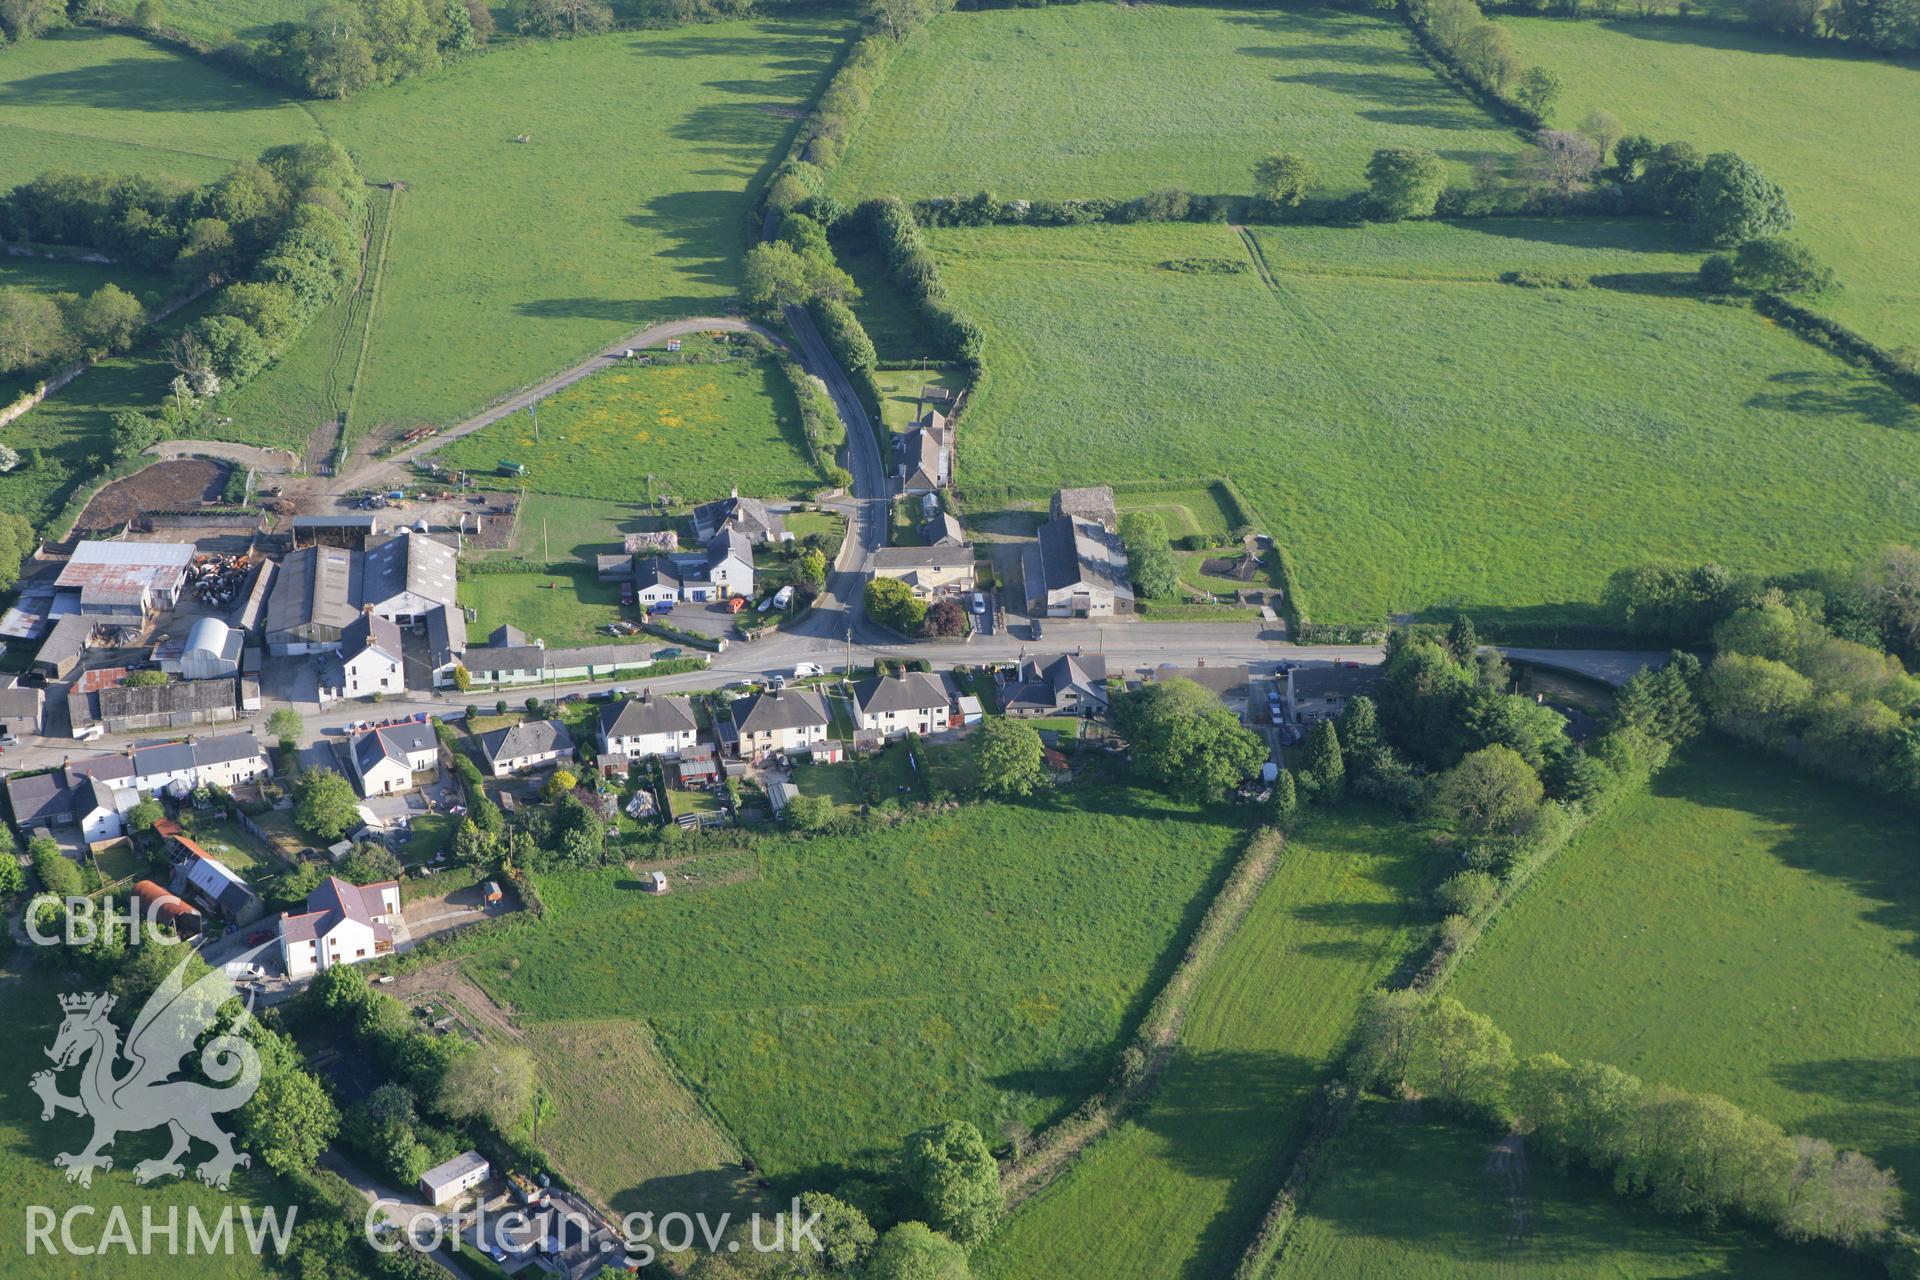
[931,220,1920,625]
[437,345,815,502]
[306,22,847,433]
[1501,17,1920,352]
[975,808,1430,1280]
[830,6,1527,202]
[0,30,321,187]
[1279,1098,1874,1279]
[1450,742,1920,1217]
[460,788,1249,1178]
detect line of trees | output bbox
[861,195,984,367]
[3,143,367,460]
[1350,993,1906,1258]
[1116,511,1181,602]
[1603,548,1920,802]
[1406,0,1562,124]
[1740,0,1920,51]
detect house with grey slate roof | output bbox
[475,718,574,777]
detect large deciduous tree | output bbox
[294,768,362,841]
[1365,147,1446,221]
[972,717,1047,797]
[1433,744,1543,833]
[1694,151,1793,247]
[1114,677,1266,800]
[900,1120,1002,1247]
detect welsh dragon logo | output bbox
[30,959,262,1189]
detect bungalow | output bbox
[599,691,698,761]
[690,493,783,544]
[348,722,439,796]
[1002,653,1110,718]
[278,875,402,979]
[338,612,405,698]
[632,557,682,608]
[854,671,954,738]
[868,545,976,600]
[476,718,574,778]
[725,686,829,758]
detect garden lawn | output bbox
[459,787,1250,1178]
[0,970,294,1280]
[436,349,817,503]
[933,219,1920,626]
[1450,740,1920,1217]
[830,6,1527,202]
[871,367,967,435]
[306,20,848,432]
[0,29,321,188]
[1277,1097,1874,1279]
[976,807,1431,1280]
[457,566,648,651]
[1501,16,1920,351]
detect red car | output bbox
[245,930,273,946]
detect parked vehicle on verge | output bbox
[794,662,824,678]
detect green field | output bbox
[1502,17,1920,351]
[458,565,651,651]
[1451,741,1920,1215]
[933,219,1920,625]
[0,970,291,1280]
[0,30,321,188]
[459,788,1250,1178]
[301,21,846,433]
[438,342,817,502]
[201,185,394,457]
[831,6,1527,203]
[99,0,310,43]
[977,808,1430,1280]
[526,1017,771,1220]
[1278,1098,1873,1279]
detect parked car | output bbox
[793,662,824,678]
[244,930,273,946]
[655,647,683,659]
[1030,619,1044,640]
[970,592,986,614]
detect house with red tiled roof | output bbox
[278,876,401,978]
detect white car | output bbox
[970,593,987,614]
[793,662,824,678]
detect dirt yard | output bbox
[75,458,229,529]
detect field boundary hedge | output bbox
[1752,292,1920,403]
[1000,826,1286,1207]
[1232,755,1672,1276]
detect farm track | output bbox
[1233,225,1281,293]
[332,185,398,471]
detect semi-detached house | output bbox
[854,671,954,738]
[598,692,699,761]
